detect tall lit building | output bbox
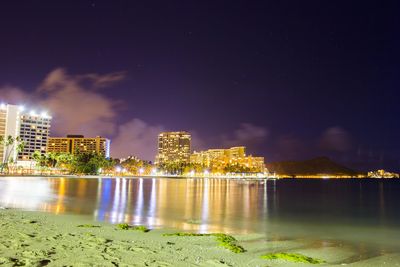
[155,131,191,164]
[18,111,51,160]
[47,135,110,158]
[0,104,21,163]
[0,103,51,162]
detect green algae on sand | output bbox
[163,232,246,253]
[77,224,101,228]
[261,252,326,264]
[116,223,150,232]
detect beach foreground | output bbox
[0,210,399,267]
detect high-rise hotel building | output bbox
[18,111,51,160]
[47,135,110,158]
[0,103,51,162]
[155,131,191,164]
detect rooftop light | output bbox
[40,111,50,118]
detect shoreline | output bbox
[1,209,399,266]
[0,174,385,179]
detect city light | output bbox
[115,166,122,173]
[139,168,144,174]
[0,103,6,110]
[30,110,38,116]
[18,105,25,111]
[40,111,49,118]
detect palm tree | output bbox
[0,135,25,174]
[31,151,41,173]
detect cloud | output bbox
[111,119,164,160]
[38,68,126,92]
[0,68,164,160]
[0,69,268,160]
[0,69,123,138]
[221,123,268,148]
[81,71,127,88]
[0,68,130,151]
[318,126,352,152]
[0,86,31,104]
[36,68,121,136]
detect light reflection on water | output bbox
[0,176,400,251]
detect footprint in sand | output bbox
[128,246,156,254]
[7,257,51,266]
[143,260,172,266]
[200,259,234,267]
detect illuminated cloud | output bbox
[0,68,122,142]
[38,68,126,92]
[36,68,120,136]
[0,68,163,159]
[111,119,164,160]
[0,69,268,160]
[318,126,352,152]
[0,86,30,104]
[0,68,123,138]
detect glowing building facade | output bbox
[0,103,51,162]
[190,146,265,172]
[47,135,110,158]
[155,131,191,164]
[18,112,51,160]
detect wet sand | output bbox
[0,209,399,266]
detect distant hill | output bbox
[265,157,359,176]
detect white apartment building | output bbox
[0,103,51,163]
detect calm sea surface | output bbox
[1,177,400,253]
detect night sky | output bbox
[0,1,399,171]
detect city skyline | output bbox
[0,1,398,171]
[0,102,265,168]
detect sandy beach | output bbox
[1,209,399,266]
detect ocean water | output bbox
[1,176,399,262]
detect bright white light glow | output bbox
[30,110,37,116]
[18,105,25,111]
[0,103,6,110]
[115,166,122,172]
[139,168,144,174]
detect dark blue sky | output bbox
[0,0,399,171]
